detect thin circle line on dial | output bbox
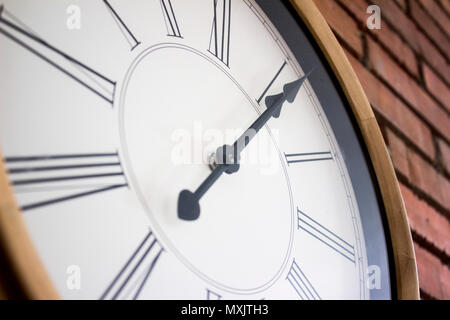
[116,42,295,295]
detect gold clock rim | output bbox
[0,0,419,299]
[290,0,419,300]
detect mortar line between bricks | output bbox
[363,0,450,66]
[345,44,450,147]
[359,0,450,88]
[374,112,437,169]
[403,0,410,15]
[434,0,450,21]
[418,54,426,89]
[419,289,437,300]
[395,170,450,222]
[378,114,450,182]
[332,0,450,301]
[408,22,450,79]
[432,134,450,180]
[330,16,450,226]
[415,0,450,42]
[334,0,450,117]
[367,41,450,118]
[331,32,450,212]
[366,25,422,83]
[332,32,362,63]
[362,60,450,143]
[411,230,450,266]
[360,29,369,67]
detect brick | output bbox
[346,51,435,157]
[418,0,450,36]
[337,0,419,77]
[369,24,419,78]
[439,182,450,204]
[414,243,450,299]
[400,183,450,256]
[439,0,450,16]
[423,63,450,112]
[408,149,450,212]
[386,129,410,177]
[370,0,422,50]
[438,138,450,173]
[370,0,450,84]
[416,33,450,86]
[313,0,363,57]
[385,129,450,212]
[410,0,450,56]
[366,38,450,140]
[441,175,450,209]
[337,0,367,19]
[416,31,450,85]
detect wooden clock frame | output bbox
[0,0,419,299]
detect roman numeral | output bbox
[297,208,355,263]
[208,0,231,67]
[286,259,320,300]
[285,151,333,165]
[4,152,128,211]
[256,61,287,105]
[100,230,163,300]
[0,7,116,106]
[206,289,222,300]
[160,0,182,38]
[103,0,140,50]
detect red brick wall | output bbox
[314,0,450,299]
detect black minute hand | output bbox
[178,72,311,221]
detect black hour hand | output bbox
[178,72,312,221]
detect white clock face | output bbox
[0,0,371,299]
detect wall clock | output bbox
[0,0,419,300]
